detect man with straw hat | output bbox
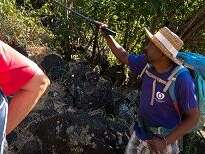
[99,25,199,154]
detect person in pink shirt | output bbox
[0,40,50,153]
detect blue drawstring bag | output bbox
[177,51,205,79]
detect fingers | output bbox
[147,139,162,154]
[97,22,116,36]
[97,22,108,34]
[99,23,108,29]
[147,140,156,153]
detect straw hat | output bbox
[145,27,183,65]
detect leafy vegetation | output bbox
[1,0,205,58]
[1,0,205,153]
[0,0,53,48]
[182,131,205,154]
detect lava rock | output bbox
[41,54,65,81]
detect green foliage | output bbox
[0,0,53,47]
[1,0,205,153]
[182,131,205,154]
[72,0,205,53]
[1,0,205,56]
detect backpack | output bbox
[176,51,205,129]
[138,51,205,130]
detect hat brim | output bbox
[144,28,182,65]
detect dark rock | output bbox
[101,65,126,86]
[8,60,140,153]
[20,138,42,154]
[9,110,129,154]
[7,132,18,145]
[41,54,65,81]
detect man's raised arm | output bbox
[100,24,128,65]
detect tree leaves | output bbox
[3,0,205,54]
[149,0,162,15]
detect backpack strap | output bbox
[144,68,167,106]
[163,65,185,92]
[138,64,149,78]
[146,70,167,85]
[168,66,188,102]
[138,64,188,109]
[168,66,189,117]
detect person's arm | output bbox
[99,24,128,65]
[148,109,199,152]
[0,40,50,134]
[99,23,148,76]
[165,71,200,145]
[6,68,50,134]
[103,35,128,65]
[165,108,199,145]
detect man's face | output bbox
[144,41,164,64]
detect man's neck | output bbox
[153,61,174,74]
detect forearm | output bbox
[166,109,199,145]
[104,35,128,65]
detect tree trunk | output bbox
[178,5,205,42]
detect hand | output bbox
[97,22,108,36]
[147,136,167,153]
